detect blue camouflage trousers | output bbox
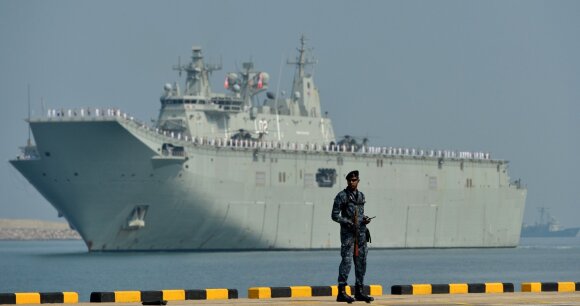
[338,232,368,286]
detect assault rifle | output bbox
[355,208,359,257]
[354,215,375,257]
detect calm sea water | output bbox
[1,238,579,301]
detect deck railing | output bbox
[39,107,493,161]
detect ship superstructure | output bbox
[10,37,527,251]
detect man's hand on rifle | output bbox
[363,216,374,224]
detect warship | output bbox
[10,37,527,251]
[521,208,579,238]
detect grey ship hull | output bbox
[521,226,580,238]
[11,115,527,251]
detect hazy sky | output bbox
[1,1,579,227]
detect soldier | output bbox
[331,170,374,303]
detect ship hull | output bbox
[521,227,580,238]
[11,116,527,251]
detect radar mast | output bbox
[173,47,221,98]
[287,35,320,117]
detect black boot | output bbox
[355,285,374,303]
[336,284,355,303]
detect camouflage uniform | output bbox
[331,188,368,286]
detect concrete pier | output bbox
[2,284,579,305]
[6,292,578,305]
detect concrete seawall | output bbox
[1,282,579,305]
[2,292,580,305]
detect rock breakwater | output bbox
[0,219,81,240]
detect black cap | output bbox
[346,170,359,180]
